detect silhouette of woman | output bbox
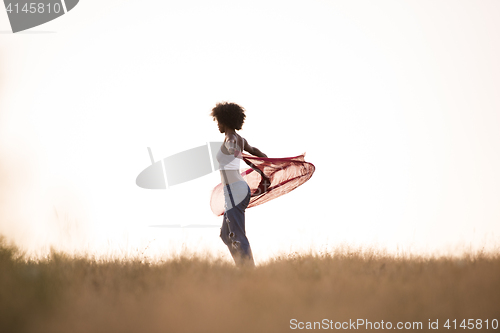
[211,102,267,267]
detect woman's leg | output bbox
[220,182,254,267]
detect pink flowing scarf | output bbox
[210,153,316,216]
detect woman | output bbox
[211,102,267,267]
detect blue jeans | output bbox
[220,181,255,267]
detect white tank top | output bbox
[216,142,242,170]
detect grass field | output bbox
[1,237,499,333]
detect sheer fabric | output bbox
[210,153,315,216]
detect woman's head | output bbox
[210,102,246,133]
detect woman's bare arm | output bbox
[243,138,267,158]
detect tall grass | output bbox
[1,236,499,333]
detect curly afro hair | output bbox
[210,102,246,130]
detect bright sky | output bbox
[1,0,499,262]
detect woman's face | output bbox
[217,121,225,133]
